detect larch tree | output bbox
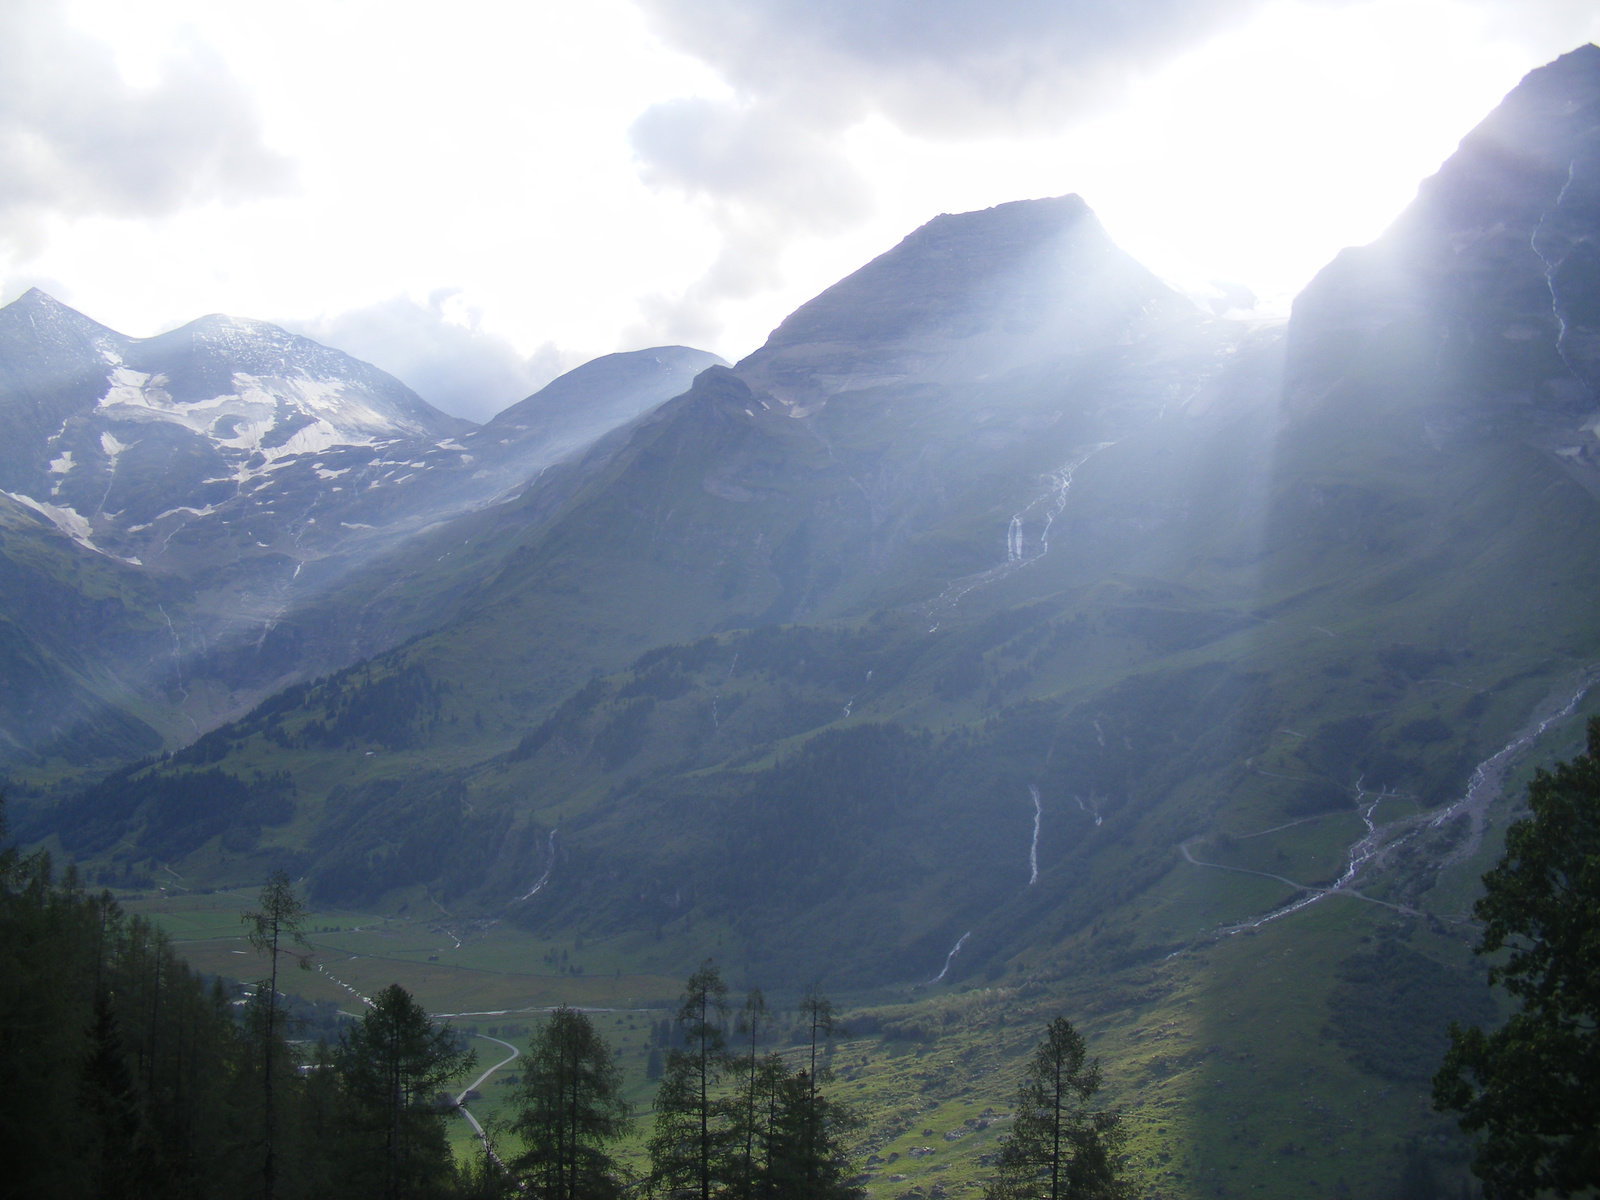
[242,868,311,1200]
[734,988,769,1200]
[649,960,733,1200]
[798,985,843,1198]
[797,986,838,1110]
[985,1017,1128,1200]
[760,1060,861,1200]
[510,1005,633,1200]
[339,983,475,1200]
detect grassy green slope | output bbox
[51,302,1600,1194]
[0,494,188,773]
[57,364,1600,976]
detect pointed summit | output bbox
[8,286,68,311]
[756,195,1104,352]
[6,286,75,313]
[737,194,1195,408]
[0,288,122,354]
[0,291,128,469]
[480,345,725,464]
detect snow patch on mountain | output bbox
[98,433,130,489]
[154,503,222,522]
[87,367,423,499]
[5,490,97,550]
[96,367,405,463]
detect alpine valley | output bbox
[8,45,1600,1200]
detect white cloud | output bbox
[281,292,574,424]
[619,0,1350,349]
[623,218,801,348]
[624,0,1276,343]
[0,0,290,250]
[631,97,871,227]
[7,0,1598,380]
[626,95,874,345]
[632,0,1276,136]
[620,0,1600,344]
[635,0,1600,135]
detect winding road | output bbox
[1178,836,1417,934]
[312,962,520,1162]
[456,1034,520,1148]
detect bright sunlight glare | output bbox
[17,0,1595,401]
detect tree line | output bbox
[1,790,1133,1200]
[494,715,1600,1200]
[490,959,1129,1200]
[491,960,863,1200]
[8,692,1599,1200]
[0,830,487,1200]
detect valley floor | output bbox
[120,695,1589,1200]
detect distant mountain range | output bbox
[0,292,723,760]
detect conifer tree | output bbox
[339,983,475,1200]
[797,986,843,1198]
[80,988,148,1199]
[2,796,261,1200]
[733,989,769,1200]
[759,1063,861,1200]
[985,1017,1128,1200]
[649,961,733,1200]
[243,869,312,1200]
[798,986,837,1109]
[510,1005,633,1200]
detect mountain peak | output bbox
[486,345,726,432]
[750,195,1102,357]
[9,286,71,311]
[475,345,726,472]
[12,286,65,309]
[0,288,119,346]
[736,193,1188,407]
[126,311,471,439]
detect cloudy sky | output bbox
[3,0,1597,422]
